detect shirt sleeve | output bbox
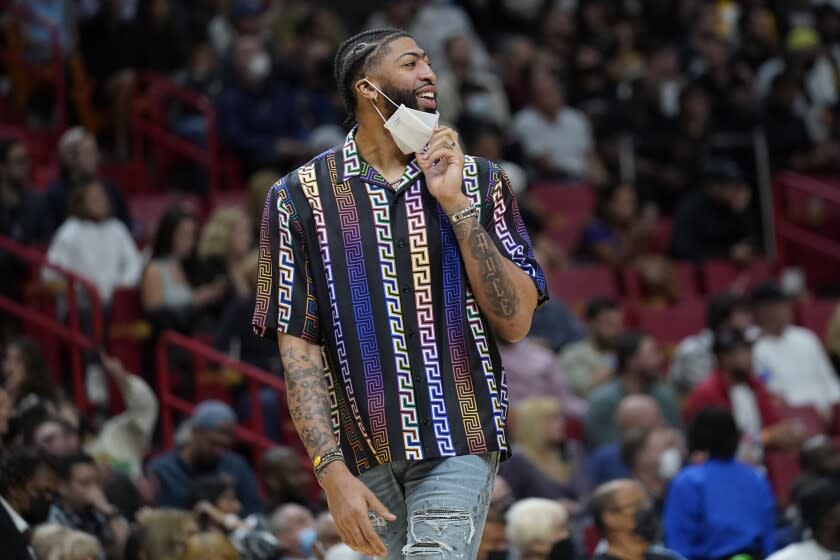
[252,180,321,344]
[663,475,703,558]
[483,163,549,307]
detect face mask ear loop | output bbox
[364,78,400,109]
[369,98,389,124]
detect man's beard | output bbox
[377,82,430,118]
[731,367,752,383]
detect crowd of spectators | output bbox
[3,1,840,560]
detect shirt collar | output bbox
[0,496,29,534]
[338,127,424,191]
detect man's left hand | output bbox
[416,127,468,214]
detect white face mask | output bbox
[658,447,683,480]
[364,79,439,155]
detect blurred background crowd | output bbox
[4,0,840,559]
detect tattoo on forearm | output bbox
[280,346,336,458]
[453,218,519,318]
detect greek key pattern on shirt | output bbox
[366,185,423,460]
[333,179,390,463]
[439,205,487,454]
[466,293,507,449]
[406,182,455,455]
[274,184,295,325]
[342,138,361,178]
[299,161,374,470]
[463,157,481,215]
[252,190,274,336]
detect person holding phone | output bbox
[252,28,547,560]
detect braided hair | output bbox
[333,28,411,122]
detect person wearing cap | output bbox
[669,158,757,263]
[752,280,840,418]
[251,28,546,560]
[147,400,264,515]
[768,477,840,560]
[663,407,777,560]
[684,326,801,453]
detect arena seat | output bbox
[765,450,800,505]
[529,183,593,251]
[797,299,837,337]
[635,300,706,352]
[621,261,700,301]
[547,266,617,313]
[701,258,774,295]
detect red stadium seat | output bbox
[128,192,202,243]
[636,300,706,352]
[583,524,601,558]
[529,184,594,251]
[765,450,800,505]
[622,262,700,301]
[797,299,838,337]
[547,266,617,313]
[701,259,774,295]
[780,404,829,438]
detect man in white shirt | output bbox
[768,477,840,560]
[752,281,840,417]
[512,70,606,184]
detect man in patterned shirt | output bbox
[252,28,547,559]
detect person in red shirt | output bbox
[684,326,801,451]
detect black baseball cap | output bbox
[712,326,755,355]
[750,280,789,306]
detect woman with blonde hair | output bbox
[498,397,590,513]
[138,507,199,560]
[197,206,253,298]
[35,527,103,560]
[184,532,242,560]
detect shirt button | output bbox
[414,375,422,383]
[408,329,416,337]
[402,285,410,293]
[422,419,430,426]
[398,240,406,248]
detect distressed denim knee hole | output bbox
[407,508,475,559]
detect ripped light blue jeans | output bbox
[359,453,499,560]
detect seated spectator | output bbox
[141,205,227,335]
[561,297,622,398]
[218,36,309,172]
[527,298,586,354]
[578,183,676,306]
[270,503,317,559]
[590,479,684,560]
[32,524,75,560]
[476,503,508,560]
[498,339,586,417]
[147,400,264,515]
[669,159,757,263]
[196,207,254,319]
[620,427,686,511]
[684,326,802,455]
[585,331,681,448]
[191,474,243,533]
[791,435,840,504]
[670,292,753,396]
[172,38,224,144]
[752,281,840,418]
[768,478,840,560]
[34,525,104,560]
[2,336,63,415]
[0,446,60,559]
[23,416,78,457]
[259,446,315,512]
[505,498,573,560]
[48,452,129,559]
[512,69,606,184]
[184,531,242,560]
[590,395,665,486]
[46,128,130,228]
[0,137,53,302]
[314,512,342,560]
[44,178,143,306]
[663,407,776,560]
[135,507,199,560]
[436,35,510,129]
[499,397,589,507]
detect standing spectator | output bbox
[585,331,681,448]
[0,446,60,560]
[670,292,753,396]
[270,503,317,560]
[218,36,309,172]
[436,35,509,129]
[590,479,684,560]
[46,128,130,228]
[590,395,666,486]
[505,498,573,560]
[752,281,840,417]
[259,446,314,512]
[561,298,623,398]
[44,178,143,306]
[663,407,776,560]
[48,452,129,559]
[669,159,758,262]
[512,69,607,183]
[684,327,802,453]
[147,401,264,515]
[768,478,840,560]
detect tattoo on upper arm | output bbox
[280,345,336,458]
[453,218,519,318]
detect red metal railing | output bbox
[0,236,103,410]
[155,330,303,464]
[131,72,221,201]
[773,171,840,290]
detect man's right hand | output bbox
[318,462,396,557]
